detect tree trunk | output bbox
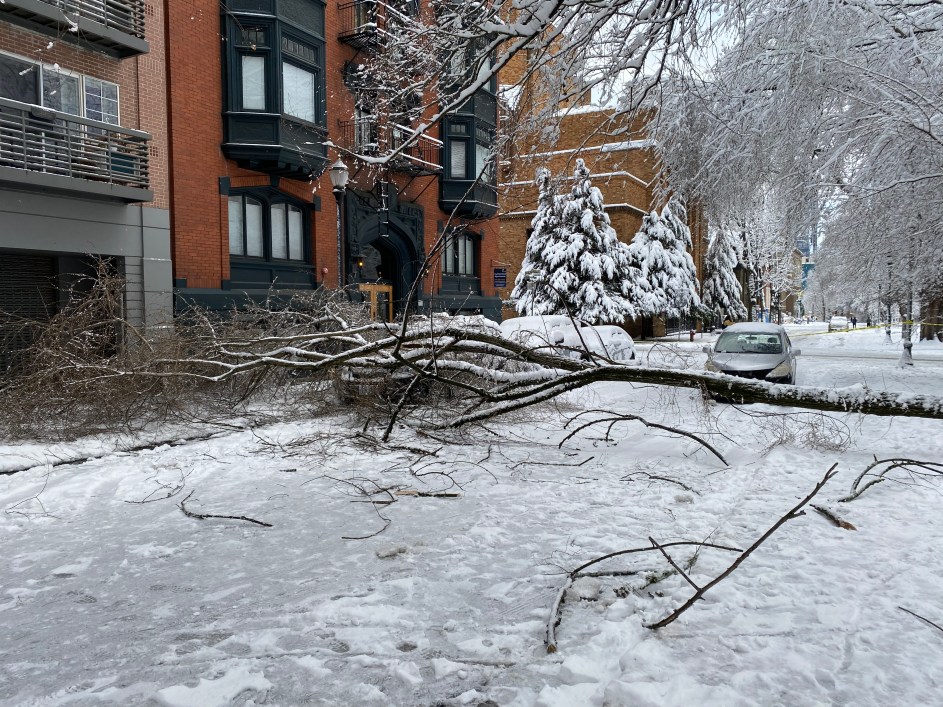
[920,295,943,342]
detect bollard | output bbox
[689,329,696,342]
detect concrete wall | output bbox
[0,189,172,327]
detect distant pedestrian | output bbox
[851,316,858,328]
[866,316,872,327]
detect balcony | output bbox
[440,180,498,218]
[223,113,328,180]
[0,96,151,202]
[0,0,148,57]
[338,117,441,175]
[337,0,418,50]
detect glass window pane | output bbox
[84,77,119,124]
[0,55,38,104]
[444,237,455,274]
[476,142,491,181]
[242,55,266,110]
[282,62,315,123]
[228,197,244,255]
[458,235,467,274]
[42,69,80,115]
[288,206,303,260]
[245,198,264,257]
[449,140,466,179]
[271,203,287,259]
[464,237,475,275]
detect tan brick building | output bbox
[166,0,502,320]
[0,0,171,365]
[498,58,707,336]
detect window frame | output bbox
[228,190,310,264]
[444,230,477,277]
[0,50,120,124]
[223,10,326,128]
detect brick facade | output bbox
[499,83,708,333]
[166,1,501,315]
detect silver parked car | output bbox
[703,323,800,384]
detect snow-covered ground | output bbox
[1,325,942,706]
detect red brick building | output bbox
[166,0,502,321]
[0,0,171,364]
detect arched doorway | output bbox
[346,186,423,320]
[357,240,396,322]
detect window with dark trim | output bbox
[444,231,477,276]
[224,2,326,126]
[228,193,307,262]
[444,118,494,185]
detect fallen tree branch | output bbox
[645,463,839,630]
[562,410,728,466]
[810,504,856,530]
[545,540,743,653]
[898,606,943,635]
[839,457,943,502]
[178,491,272,528]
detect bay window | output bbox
[224,11,325,126]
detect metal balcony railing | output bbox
[0,96,150,191]
[46,0,145,39]
[338,0,417,49]
[337,1,386,48]
[338,117,441,174]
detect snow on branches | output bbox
[625,199,701,319]
[512,161,635,324]
[702,226,747,322]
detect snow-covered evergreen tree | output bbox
[625,199,700,319]
[511,167,564,315]
[702,226,748,322]
[512,160,634,324]
[661,198,702,315]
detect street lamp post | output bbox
[329,159,349,290]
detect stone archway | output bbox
[345,185,424,315]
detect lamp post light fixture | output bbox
[329,158,350,289]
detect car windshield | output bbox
[715,332,784,354]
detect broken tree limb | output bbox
[645,463,839,630]
[839,457,943,502]
[898,606,943,636]
[545,540,742,653]
[810,504,857,530]
[546,576,574,654]
[561,410,728,466]
[178,491,272,527]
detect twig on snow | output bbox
[839,457,943,502]
[178,490,272,527]
[545,540,743,653]
[898,606,943,635]
[650,537,700,592]
[645,463,839,630]
[561,410,728,466]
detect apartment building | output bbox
[167,0,502,321]
[0,0,171,365]
[498,56,707,336]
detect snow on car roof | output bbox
[723,322,787,334]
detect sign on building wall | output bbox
[493,267,507,289]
